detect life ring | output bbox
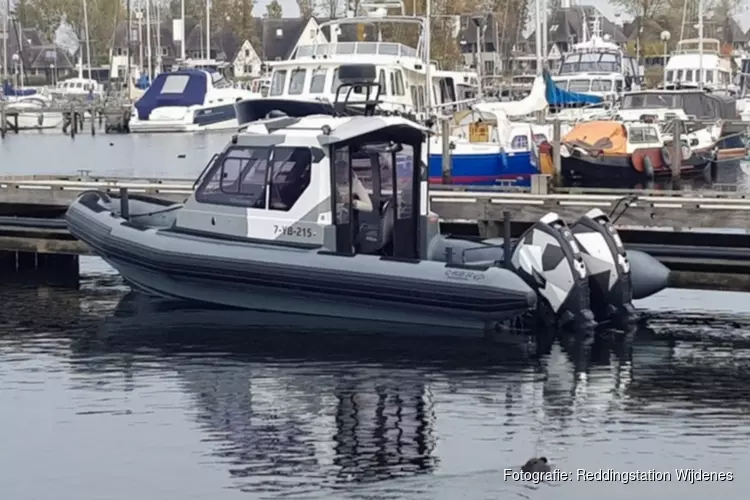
[643,155,655,179]
[661,146,672,166]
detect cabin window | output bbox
[706,70,714,83]
[417,86,425,110]
[268,148,312,211]
[289,69,306,95]
[590,80,611,92]
[270,70,287,96]
[568,79,590,92]
[309,69,326,93]
[395,70,405,96]
[615,80,623,92]
[676,70,683,81]
[686,70,694,82]
[195,146,269,208]
[378,69,387,95]
[629,126,659,144]
[330,69,343,93]
[666,70,673,82]
[410,86,419,110]
[161,74,190,93]
[511,135,529,150]
[389,71,397,97]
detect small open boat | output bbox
[560,120,712,186]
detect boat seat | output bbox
[355,198,394,255]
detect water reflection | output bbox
[2,281,750,498]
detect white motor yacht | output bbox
[129,69,261,133]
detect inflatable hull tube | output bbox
[570,209,635,322]
[509,213,595,330]
[628,250,670,299]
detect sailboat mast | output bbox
[83,0,92,80]
[534,0,542,74]
[146,0,152,80]
[180,0,186,60]
[541,0,548,61]
[156,1,161,75]
[205,0,211,60]
[698,0,703,90]
[2,0,8,81]
[424,0,431,110]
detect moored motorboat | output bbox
[129,69,260,133]
[66,65,670,335]
[559,120,711,186]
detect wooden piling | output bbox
[671,118,682,180]
[552,119,562,185]
[441,118,453,184]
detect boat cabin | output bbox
[177,64,431,260]
[618,89,738,121]
[664,38,733,91]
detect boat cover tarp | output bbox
[134,70,207,120]
[544,71,603,107]
[2,81,37,97]
[563,121,627,154]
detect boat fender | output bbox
[508,212,594,330]
[661,146,672,166]
[570,209,635,323]
[643,155,655,179]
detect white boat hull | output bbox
[128,116,241,133]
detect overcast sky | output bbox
[254,0,750,32]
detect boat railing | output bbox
[673,38,722,55]
[292,42,418,60]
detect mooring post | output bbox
[552,119,562,183]
[503,211,512,268]
[90,107,96,136]
[672,118,682,179]
[441,118,452,185]
[0,104,6,139]
[119,187,130,220]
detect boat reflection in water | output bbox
[45,290,750,497]
[75,293,542,493]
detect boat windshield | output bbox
[195,145,313,210]
[621,93,678,109]
[559,52,620,74]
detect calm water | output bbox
[2,258,750,499]
[1,131,750,190]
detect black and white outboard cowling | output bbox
[570,208,635,323]
[509,213,595,329]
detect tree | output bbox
[317,0,339,17]
[265,0,283,18]
[297,0,315,19]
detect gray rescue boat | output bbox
[65,65,670,335]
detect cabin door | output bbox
[390,145,420,259]
[331,146,355,253]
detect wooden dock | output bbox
[3,174,750,289]
[0,101,132,137]
[2,174,750,229]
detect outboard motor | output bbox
[509,213,595,330]
[570,209,635,323]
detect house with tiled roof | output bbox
[1,24,74,83]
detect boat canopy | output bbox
[621,90,738,119]
[544,71,603,107]
[133,69,208,120]
[2,81,37,97]
[563,121,627,154]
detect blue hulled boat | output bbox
[429,71,603,186]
